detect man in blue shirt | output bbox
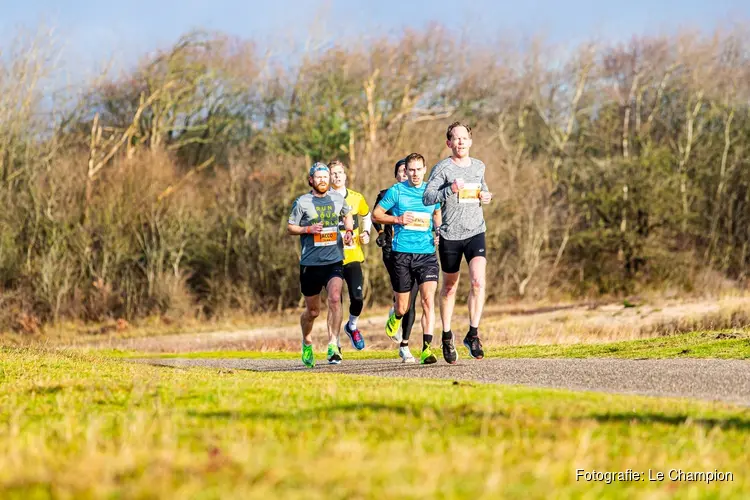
[373,153,442,364]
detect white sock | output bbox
[348,315,359,330]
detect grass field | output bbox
[1,346,748,499]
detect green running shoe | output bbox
[302,342,315,368]
[327,343,342,365]
[420,344,438,365]
[384,311,403,343]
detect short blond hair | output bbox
[327,159,347,170]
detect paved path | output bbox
[135,357,750,406]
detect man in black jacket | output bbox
[373,158,419,362]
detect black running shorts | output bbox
[389,252,439,293]
[299,261,344,297]
[438,232,486,274]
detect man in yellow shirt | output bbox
[329,159,370,350]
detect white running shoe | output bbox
[399,346,416,363]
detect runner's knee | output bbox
[395,302,409,316]
[349,298,363,317]
[470,277,485,293]
[328,289,342,304]
[442,279,459,297]
[305,307,320,319]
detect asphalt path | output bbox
[135,357,750,406]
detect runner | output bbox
[373,153,441,365]
[422,122,492,364]
[328,159,369,351]
[373,158,419,362]
[287,162,354,367]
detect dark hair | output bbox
[446,121,472,141]
[404,152,425,167]
[393,158,406,178]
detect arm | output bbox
[432,207,442,246]
[338,198,355,245]
[372,190,387,232]
[479,163,493,204]
[422,164,454,206]
[287,223,322,236]
[373,205,401,226]
[362,211,372,232]
[287,198,323,235]
[359,196,372,244]
[432,207,442,230]
[372,205,413,226]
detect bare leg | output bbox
[468,257,486,328]
[326,277,344,345]
[419,281,437,339]
[394,290,412,316]
[440,271,460,332]
[301,295,321,345]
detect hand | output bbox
[376,231,387,247]
[308,222,324,234]
[398,213,415,226]
[433,232,440,247]
[451,178,465,194]
[479,191,492,204]
[343,230,354,246]
[360,231,370,245]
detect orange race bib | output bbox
[458,182,481,204]
[313,227,338,246]
[403,211,431,232]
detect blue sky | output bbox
[2,0,748,81]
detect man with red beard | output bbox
[287,162,354,367]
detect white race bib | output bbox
[313,227,338,246]
[458,183,481,204]
[403,211,431,231]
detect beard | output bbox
[312,181,329,194]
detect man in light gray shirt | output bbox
[423,122,492,364]
[288,162,354,368]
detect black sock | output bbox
[442,330,452,342]
[468,326,478,338]
[396,313,403,320]
[423,335,433,350]
[400,341,409,348]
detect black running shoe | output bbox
[442,336,458,364]
[463,333,484,359]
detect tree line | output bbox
[1,24,749,330]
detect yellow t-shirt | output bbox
[338,189,370,265]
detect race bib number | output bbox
[403,211,431,231]
[458,183,481,204]
[341,229,357,249]
[314,227,338,246]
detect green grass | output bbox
[1,347,749,498]
[113,330,750,361]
